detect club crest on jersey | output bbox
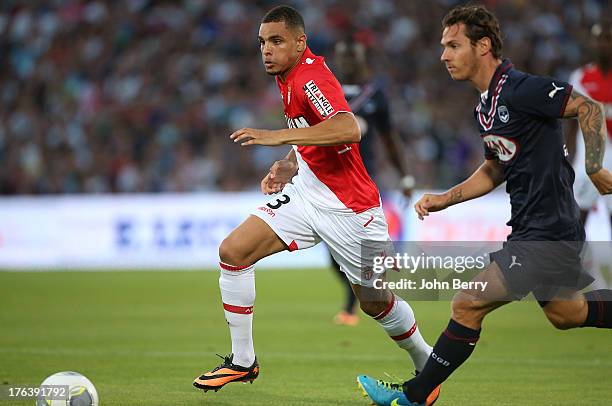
[497,105,509,123]
[303,80,334,117]
[483,134,518,162]
[361,266,374,281]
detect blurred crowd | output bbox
[0,0,608,195]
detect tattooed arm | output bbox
[563,90,606,174]
[563,90,612,194]
[414,159,504,220]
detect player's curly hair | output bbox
[442,4,503,59]
[262,5,305,33]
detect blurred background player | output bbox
[568,20,612,232]
[330,37,415,326]
[567,21,612,288]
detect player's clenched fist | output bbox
[260,159,298,195]
[588,168,612,195]
[414,193,449,220]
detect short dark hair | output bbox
[262,5,305,33]
[442,5,503,59]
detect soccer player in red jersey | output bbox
[193,6,436,398]
[568,21,612,233]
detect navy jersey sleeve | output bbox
[372,90,392,135]
[509,74,572,118]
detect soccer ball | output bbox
[36,371,99,406]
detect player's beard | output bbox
[449,64,471,81]
[457,49,480,82]
[467,55,480,81]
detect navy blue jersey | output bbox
[342,82,391,177]
[475,59,581,233]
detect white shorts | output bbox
[251,183,391,287]
[573,138,612,212]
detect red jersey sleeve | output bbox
[295,64,351,122]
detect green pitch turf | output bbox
[0,269,610,405]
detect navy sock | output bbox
[331,256,357,313]
[582,290,612,328]
[403,319,480,403]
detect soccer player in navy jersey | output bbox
[358,5,612,406]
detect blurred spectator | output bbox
[0,0,608,195]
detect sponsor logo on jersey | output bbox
[257,206,275,217]
[303,80,335,117]
[286,115,310,129]
[483,134,518,162]
[305,58,314,64]
[497,105,509,123]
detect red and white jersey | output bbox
[569,64,612,141]
[276,47,380,213]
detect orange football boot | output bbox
[425,383,441,405]
[193,354,259,392]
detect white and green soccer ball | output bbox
[36,371,99,406]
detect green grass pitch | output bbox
[0,269,610,405]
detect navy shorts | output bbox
[489,223,593,304]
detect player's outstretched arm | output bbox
[231,112,360,146]
[563,89,612,194]
[414,159,504,220]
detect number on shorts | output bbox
[266,194,290,209]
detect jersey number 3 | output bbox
[266,194,291,210]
